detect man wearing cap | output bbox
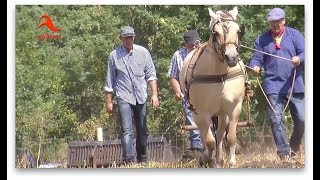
[105,26,159,164]
[168,30,203,156]
[249,8,305,161]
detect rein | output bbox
[240,44,292,61]
[242,55,296,115]
[256,67,296,115]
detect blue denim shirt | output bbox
[105,44,157,105]
[168,47,189,80]
[249,27,305,95]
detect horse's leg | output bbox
[227,104,242,167]
[195,113,215,168]
[215,114,228,167]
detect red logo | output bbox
[36,14,61,39]
[37,14,61,32]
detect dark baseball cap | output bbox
[183,30,200,44]
[120,26,136,37]
[267,8,285,22]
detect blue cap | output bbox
[120,26,136,37]
[267,8,285,21]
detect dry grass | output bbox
[126,147,303,168]
[21,146,304,169]
[16,154,29,168]
[16,153,36,168]
[234,147,304,168]
[20,150,305,168]
[66,147,304,168]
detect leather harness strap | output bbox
[184,42,208,98]
[191,70,244,83]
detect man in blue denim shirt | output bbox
[105,26,159,164]
[249,8,305,161]
[168,30,203,154]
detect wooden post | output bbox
[97,127,103,141]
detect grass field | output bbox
[62,148,305,168]
[16,145,305,168]
[113,149,305,168]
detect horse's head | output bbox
[208,6,243,67]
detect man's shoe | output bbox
[290,150,299,161]
[280,155,290,162]
[290,150,298,157]
[138,161,147,167]
[123,160,136,166]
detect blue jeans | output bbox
[182,98,203,149]
[117,98,148,163]
[266,93,305,157]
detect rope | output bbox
[240,44,292,61]
[256,68,296,115]
[240,45,297,115]
[243,64,296,115]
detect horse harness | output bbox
[183,11,252,120]
[183,42,244,105]
[183,43,253,127]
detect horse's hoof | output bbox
[208,159,217,168]
[217,159,224,167]
[229,162,236,168]
[197,154,215,168]
[197,154,207,168]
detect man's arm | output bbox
[292,29,305,66]
[148,79,159,110]
[144,50,159,109]
[168,52,184,100]
[105,54,116,113]
[105,92,113,113]
[249,37,264,76]
[170,78,184,100]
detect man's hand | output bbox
[174,92,184,101]
[292,56,300,66]
[252,66,260,77]
[106,102,113,114]
[151,95,159,110]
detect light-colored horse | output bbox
[180,6,246,167]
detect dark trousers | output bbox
[117,98,148,163]
[266,93,305,157]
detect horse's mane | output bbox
[216,10,235,21]
[209,10,236,29]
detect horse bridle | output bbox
[210,19,240,62]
